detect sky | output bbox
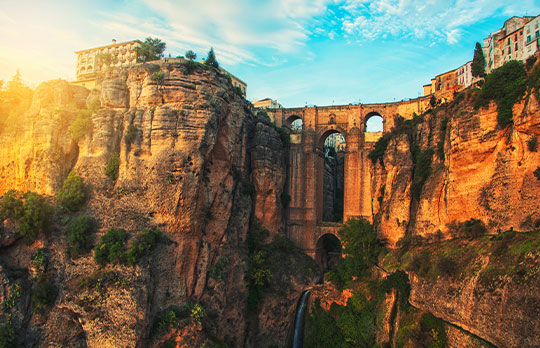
[1,0,540,107]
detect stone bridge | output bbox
[267,96,431,260]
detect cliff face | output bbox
[374,91,540,245]
[0,62,290,347]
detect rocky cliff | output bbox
[0,61,298,347]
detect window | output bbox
[508,37,511,45]
[509,46,512,54]
[515,34,518,41]
[516,43,518,51]
[536,30,540,38]
[528,35,532,42]
[502,49,505,55]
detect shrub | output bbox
[233,86,243,97]
[417,313,448,348]
[79,270,131,295]
[105,152,120,181]
[150,72,165,84]
[526,56,537,71]
[535,167,540,180]
[57,172,86,211]
[124,124,139,150]
[66,216,94,254]
[94,228,128,266]
[209,257,230,282]
[241,178,254,196]
[527,136,538,152]
[32,248,47,274]
[436,255,458,277]
[69,109,93,141]
[190,303,206,325]
[271,124,290,147]
[476,60,527,127]
[407,251,431,277]
[378,270,411,310]
[32,275,57,313]
[459,218,487,239]
[0,189,23,220]
[150,304,192,338]
[368,134,391,165]
[126,228,163,265]
[18,192,54,241]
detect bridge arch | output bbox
[365,111,384,133]
[317,128,347,151]
[315,233,342,270]
[284,114,303,132]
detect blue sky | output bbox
[1,0,540,107]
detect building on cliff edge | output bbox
[72,39,142,89]
[253,98,282,109]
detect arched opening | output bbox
[285,115,302,132]
[315,233,342,271]
[365,112,384,133]
[319,130,345,222]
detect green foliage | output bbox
[126,228,163,265]
[0,323,16,348]
[476,60,527,127]
[305,299,347,348]
[0,190,53,241]
[32,275,57,313]
[241,178,255,196]
[430,94,437,107]
[233,86,243,97]
[458,218,487,240]
[246,221,272,312]
[526,55,537,71]
[271,124,290,147]
[18,192,53,241]
[2,281,22,311]
[471,42,486,78]
[32,248,47,274]
[411,146,434,201]
[327,218,382,289]
[0,189,23,221]
[209,257,230,282]
[150,303,192,338]
[66,216,94,254]
[336,293,376,346]
[185,50,197,60]
[527,136,538,152]
[535,166,540,180]
[190,303,206,325]
[136,37,166,63]
[183,59,198,74]
[407,251,431,277]
[124,124,139,150]
[437,118,449,160]
[105,152,120,181]
[94,228,128,266]
[151,71,165,84]
[57,172,86,211]
[368,134,391,166]
[417,313,448,348]
[79,270,131,296]
[204,47,219,69]
[378,270,411,310]
[69,109,93,141]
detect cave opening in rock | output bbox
[315,233,342,271]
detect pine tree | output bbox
[185,50,197,61]
[204,48,219,69]
[472,42,486,78]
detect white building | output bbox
[456,61,475,90]
[253,98,282,109]
[523,15,540,61]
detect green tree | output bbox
[57,172,86,211]
[472,42,486,78]
[66,216,94,254]
[204,47,219,68]
[136,37,166,63]
[185,50,197,61]
[0,70,33,133]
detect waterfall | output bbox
[292,290,311,348]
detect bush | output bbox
[411,145,434,201]
[459,218,487,239]
[271,124,290,147]
[124,124,139,150]
[417,313,448,348]
[150,304,192,338]
[32,275,57,313]
[190,303,206,325]
[105,152,120,181]
[476,60,527,127]
[407,251,431,277]
[526,56,537,71]
[69,109,93,141]
[150,72,165,84]
[57,172,86,211]
[94,228,128,265]
[18,192,54,241]
[378,270,411,310]
[0,190,23,221]
[209,257,230,282]
[368,134,391,165]
[126,228,163,265]
[528,136,538,152]
[66,216,94,254]
[535,167,540,180]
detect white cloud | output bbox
[337,0,530,43]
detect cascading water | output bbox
[292,290,311,348]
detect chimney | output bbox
[112,39,117,44]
